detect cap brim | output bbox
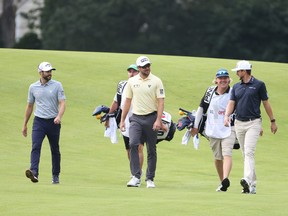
[217,75,229,78]
[127,67,137,71]
[44,68,56,71]
[138,62,151,67]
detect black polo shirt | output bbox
[230,76,268,121]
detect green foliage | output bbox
[216,0,288,62]
[40,0,288,62]
[14,32,42,49]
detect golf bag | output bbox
[176,86,217,137]
[157,111,176,143]
[92,105,176,143]
[176,108,207,138]
[176,107,239,149]
[92,80,127,126]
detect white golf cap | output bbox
[38,62,56,72]
[136,56,151,67]
[232,60,252,71]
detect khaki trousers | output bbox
[235,118,262,186]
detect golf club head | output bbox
[92,105,110,116]
[176,116,192,131]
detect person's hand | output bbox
[260,128,263,136]
[191,128,198,137]
[153,119,162,131]
[104,120,109,128]
[224,115,230,127]
[120,121,126,132]
[271,122,278,134]
[54,116,61,124]
[22,125,27,137]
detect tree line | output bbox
[2,0,288,63]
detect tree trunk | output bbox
[1,0,16,47]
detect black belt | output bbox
[35,116,55,121]
[237,117,260,122]
[134,111,157,117]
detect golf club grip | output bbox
[179,108,191,115]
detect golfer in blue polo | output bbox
[22,62,66,184]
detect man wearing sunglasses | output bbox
[224,60,278,194]
[120,56,165,188]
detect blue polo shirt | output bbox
[230,76,268,121]
[27,79,66,119]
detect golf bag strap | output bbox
[114,80,127,127]
[203,85,217,113]
[194,86,216,132]
[116,80,127,107]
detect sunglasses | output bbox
[217,70,229,76]
[140,64,151,69]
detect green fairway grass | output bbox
[0,48,287,216]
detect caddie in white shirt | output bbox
[192,69,236,192]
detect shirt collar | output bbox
[241,76,254,85]
[36,79,53,86]
[138,72,152,81]
[215,86,230,95]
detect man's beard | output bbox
[43,75,51,81]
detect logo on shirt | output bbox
[218,110,225,115]
[133,84,140,88]
[160,89,164,95]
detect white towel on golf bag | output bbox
[182,130,191,145]
[104,117,118,144]
[182,130,200,150]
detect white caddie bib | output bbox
[205,90,231,139]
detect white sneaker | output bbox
[127,176,141,187]
[216,184,223,192]
[250,185,256,194]
[146,179,156,188]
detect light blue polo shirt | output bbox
[27,79,66,119]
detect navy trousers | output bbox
[31,116,61,177]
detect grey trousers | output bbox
[129,112,157,180]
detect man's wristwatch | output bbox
[271,119,276,123]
